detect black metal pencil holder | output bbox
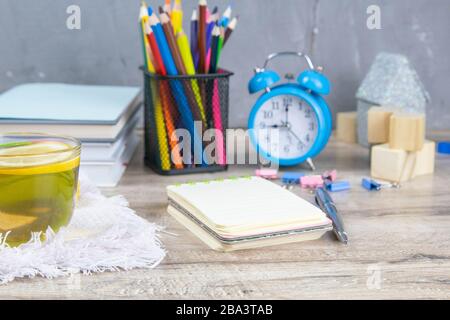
[141,67,233,175]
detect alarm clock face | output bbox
[251,94,319,160]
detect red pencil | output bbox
[198,0,207,73]
[145,23,166,75]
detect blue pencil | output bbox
[148,7,206,165]
[190,10,198,59]
[205,9,217,56]
[220,6,232,28]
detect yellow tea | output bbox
[0,138,80,246]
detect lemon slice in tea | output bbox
[0,141,79,175]
[0,210,37,231]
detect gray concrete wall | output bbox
[0,0,448,130]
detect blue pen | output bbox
[148,7,206,166]
[315,187,348,244]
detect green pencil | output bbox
[215,28,224,69]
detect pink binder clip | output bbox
[255,168,278,180]
[300,175,324,188]
[323,169,337,182]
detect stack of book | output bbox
[0,83,142,187]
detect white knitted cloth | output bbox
[0,174,165,284]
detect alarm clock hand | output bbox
[287,127,306,147]
[285,105,289,124]
[269,123,289,129]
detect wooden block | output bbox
[367,106,395,144]
[389,113,425,151]
[371,141,435,183]
[371,144,409,182]
[412,140,435,178]
[336,112,357,143]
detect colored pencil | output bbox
[205,9,219,71]
[148,7,205,165]
[163,0,172,15]
[171,0,183,34]
[205,10,217,50]
[215,28,224,69]
[220,6,232,28]
[160,13,186,74]
[138,3,238,168]
[176,30,207,123]
[147,9,177,75]
[150,80,171,170]
[198,0,207,73]
[141,10,170,170]
[160,13,205,126]
[207,25,225,164]
[190,10,198,55]
[145,23,165,75]
[212,80,226,165]
[145,23,184,169]
[223,16,238,46]
[139,3,154,73]
[208,25,220,74]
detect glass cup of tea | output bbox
[0,133,81,246]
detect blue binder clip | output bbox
[437,141,450,154]
[281,172,305,184]
[326,180,351,192]
[361,178,381,191]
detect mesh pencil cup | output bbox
[141,67,233,175]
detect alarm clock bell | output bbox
[248,52,330,96]
[248,69,280,94]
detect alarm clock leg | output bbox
[306,157,316,171]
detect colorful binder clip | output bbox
[437,141,450,154]
[281,172,304,184]
[362,178,381,191]
[255,168,278,180]
[323,169,337,182]
[300,175,324,188]
[325,180,350,192]
[361,178,400,191]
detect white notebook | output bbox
[167,176,332,251]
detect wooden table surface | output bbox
[1,136,449,299]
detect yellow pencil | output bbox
[152,85,171,170]
[171,0,183,34]
[139,4,154,72]
[143,18,171,170]
[176,30,206,124]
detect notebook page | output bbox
[167,177,328,231]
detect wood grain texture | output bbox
[0,134,449,300]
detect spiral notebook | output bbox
[167,176,332,251]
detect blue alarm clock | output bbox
[248,52,332,169]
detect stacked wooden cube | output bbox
[336,112,358,143]
[368,106,435,183]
